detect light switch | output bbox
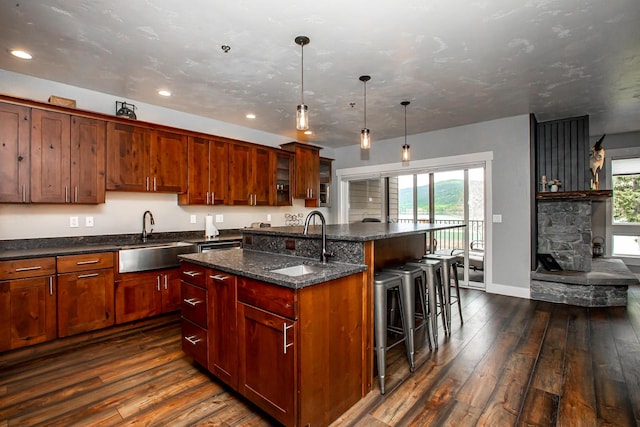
[190,214,197,224]
[267,214,272,221]
[70,216,79,228]
[492,214,502,223]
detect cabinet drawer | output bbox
[238,277,296,320]
[0,257,56,280]
[180,262,206,288]
[57,252,114,273]
[181,318,208,367]
[180,281,207,328]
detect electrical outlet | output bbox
[190,214,197,224]
[85,216,94,227]
[69,216,79,228]
[492,214,503,223]
[215,214,223,223]
[267,214,271,221]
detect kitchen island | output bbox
[179,222,464,427]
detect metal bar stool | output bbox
[382,264,431,363]
[373,271,411,394]
[425,253,464,334]
[405,258,444,349]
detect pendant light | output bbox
[295,36,310,130]
[401,101,411,162]
[359,75,371,149]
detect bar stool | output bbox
[425,253,463,333]
[382,264,431,361]
[373,271,411,394]
[405,258,445,348]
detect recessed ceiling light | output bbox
[246,113,256,119]
[304,130,313,135]
[10,50,32,60]
[158,90,171,97]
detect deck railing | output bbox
[397,218,484,252]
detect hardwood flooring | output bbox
[1,285,639,426]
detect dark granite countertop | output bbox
[180,249,367,289]
[242,222,465,242]
[0,231,242,261]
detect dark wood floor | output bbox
[1,284,639,426]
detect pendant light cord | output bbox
[404,103,407,144]
[363,81,367,128]
[300,43,304,105]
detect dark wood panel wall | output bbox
[536,115,589,191]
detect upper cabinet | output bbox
[273,151,293,206]
[0,103,30,203]
[319,157,333,207]
[106,123,187,193]
[228,142,272,206]
[179,136,229,205]
[0,103,106,204]
[281,142,321,206]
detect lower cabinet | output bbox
[56,252,115,337]
[0,257,57,352]
[115,268,181,324]
[180,261,366,427]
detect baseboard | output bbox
[486,282,531,299]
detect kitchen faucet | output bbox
[142,210,155,242]
[303,210,333,263]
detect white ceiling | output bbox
[1,0,639,149]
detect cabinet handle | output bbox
[283,323,294,354]
[206,192,210,205]
[209,274,229,281]
[16,266,42,272]
[22,184,26,203]
[74,186,78,203]
[157,275,161,291]
[183,298,201,306]
[65,186,69,203]
[212,191,215,205]
[185,335,201,345]
[183,271,201,277]
[164,274,168,290]
[77,273,99,279]
[153,177,157,192]
[77,259,99,265]
[146,176,150,191]
[49,277,53,295]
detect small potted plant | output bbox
[548,179,562,192]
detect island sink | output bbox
[269,264,324,277]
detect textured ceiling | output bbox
[1,0,639,149]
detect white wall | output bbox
[332,115,532,298]
[0,70,332,239]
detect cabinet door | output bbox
[180,136,210,205]
[253,146,272,206]
[0,103,30,203]
[115,271,162,323]
[160,268,181,313]
[0,276,57,351]
[70,116,106,204]
[208,270,238,388]
[150,130,187,193]
[106,122,150,191]
[30,109,71,203]
[238,303,296,426]
[274,151,293,206]
[293,145,320,200]
[228,143,252,205]
[209,139,229,205]
[57,269,114,337]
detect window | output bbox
[611,157,640,257]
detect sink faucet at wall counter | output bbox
[303,210,333,264]
[142,210,155,242]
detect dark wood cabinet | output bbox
[208,269,238,388]
[178,136,228,205]
[180,263,209,367]
[0,102,30,203]
[274,151,293,206]
[319,157,333,207]
[107,123,187,193]
[228,142,272,206]
[115,268,181,324]
[57,251,115,337]
[0,257,57,352]
[30,110,105,204]
[281,142,321,205]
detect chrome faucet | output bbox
[303,210,333,263]
[142,210,155,242]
